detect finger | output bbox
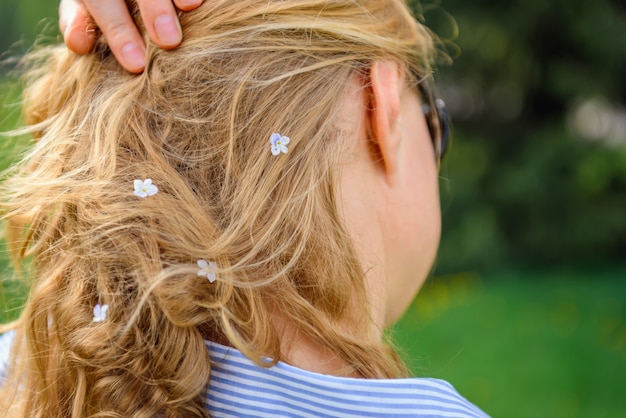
[173,0,204,12]
[59,0,97,54]
[135,0,182,50]
[82,0,147,73]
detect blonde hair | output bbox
[0,0,435,416]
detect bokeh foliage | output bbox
[410,0,626,274]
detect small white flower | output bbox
[197,259,218,283]
[269,133,290,156]
[134,179,159,198]
[93,304,109,323]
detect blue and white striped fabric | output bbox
[0,333,488,417]
[205,340,489,418]
[0,330,15,382]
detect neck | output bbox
[271,312,366,378]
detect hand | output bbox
[59,0,204,73]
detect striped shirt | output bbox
[0,331,13,382]
[0,333,488,417]
[205,340,488,417]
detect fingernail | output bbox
[60,5,75,35]
[154,14,182,46]
[179,0,203,6]
[122,43,146,71]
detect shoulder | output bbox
[0,330,16,381]
[205,340,490,418]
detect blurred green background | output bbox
[1,1,625,417]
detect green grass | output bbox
[0,78,29,172]
[0,276,28,324]
[393,270,626,418]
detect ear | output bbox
[367,60,403,180]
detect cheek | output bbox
[406,105,442,263]
[401,91,441,252]
[384,117,442,323]
[399,165,441,289]
[385,197,441,324]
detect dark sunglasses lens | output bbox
[435,98,450,160]
[421,98,449,162]
[416,79,451,163]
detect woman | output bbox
[0,0,486,416]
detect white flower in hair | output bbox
[93,304,109,323]
[269,133,290,156]
[198,259,218,283]
[134,179,159,198]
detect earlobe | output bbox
[367,61,403,179]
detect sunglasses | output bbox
[416,78,451,166]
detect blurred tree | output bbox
[412,0,626,273]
